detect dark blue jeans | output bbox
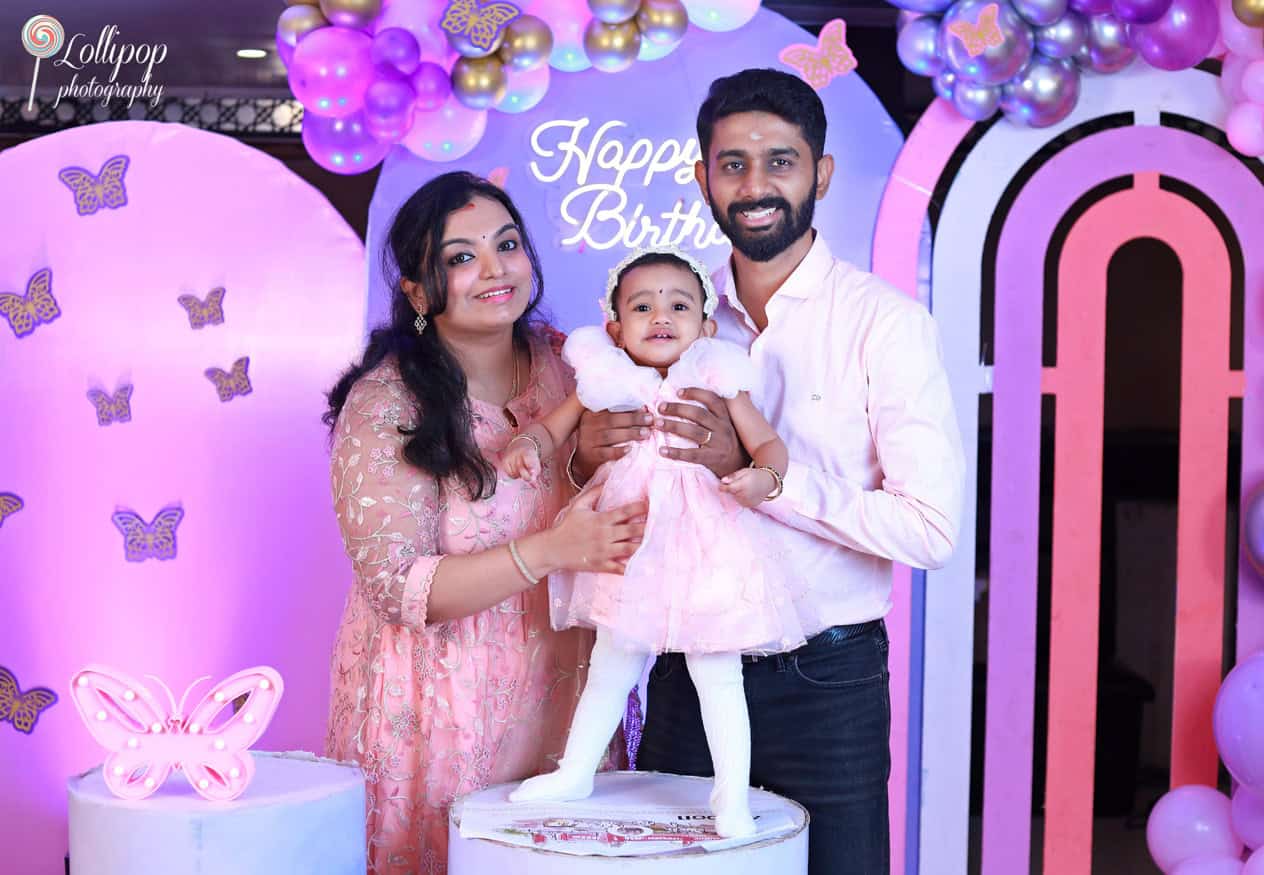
[637,620,891,875]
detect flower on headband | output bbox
[602,245,718,323]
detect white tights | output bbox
[509,629,756,838]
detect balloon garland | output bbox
[276,0,756,173]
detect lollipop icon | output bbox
[22,14,65,110]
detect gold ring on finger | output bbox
[700,430,713,447]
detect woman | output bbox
[324,172,645,873]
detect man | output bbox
[570,68,965,875]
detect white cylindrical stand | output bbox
[449,772,808,874]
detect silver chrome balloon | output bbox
[953,79,1003,119]
[1081,12,1135,72]
[934,68,959,100]
[941,0,1036,86]
[1002,54,1080,126]
[1035,10,1089,57]
[898,15,947,76]
[1014,0,1069,26]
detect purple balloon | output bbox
[1234,786,1264,851]
[1244,487,1264,574]
[1148,785,1243,873]
[365,76,416,122]
[1248,848,1264,875]
[371,27,421,77]
[289,27,374,118]
[1071,0,1114,15]
[301,110,390,174]
[366,107,416,144]
[411,61,452,111]
[1113,0,1173,22]
[1216,651,1264,789]
[1127,0,1220,70]
[1172,858,1247,875]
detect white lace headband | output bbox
[602,245,719,323]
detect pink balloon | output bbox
[1224,53,1252,102]
[1216,651,1264,786]
[1209,29,1228,57]
[1148,786,1244,873]
[1236,786,1264,850]
[301,110,390,174]
[289,27,375,118]
[1248,847,1264,875]
[1173,858,1246,875]
[1243,60,1264,103]
[1220,0,1264,59]
[400,94,487,162]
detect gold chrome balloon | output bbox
[583,18,642,72]
[498,15,554,71]
[1233,0,1264,28]
[451,55,508,109]
[636,0,689,45]
[318,0,381,30]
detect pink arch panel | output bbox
[875,110,1264,875]
[1044,172,1234,875]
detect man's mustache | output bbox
[727,198,792,224]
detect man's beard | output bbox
[708,180,817,263]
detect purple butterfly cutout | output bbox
[205,356,252,402]
[111,506,184,562]
[0,666,57,735]
[0,267,60,339]
[0,493,23,528]
[87,385,133,426]
[58,154,130,216]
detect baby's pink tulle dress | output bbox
[548,327,807,655]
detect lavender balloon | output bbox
[411,61,452,111]
[1071,0,1114,14]
[289,27,374,118]
[1128,0,1220,69]
[371,27,421,78]
[954,79,1003,117]
[1250,849,1264,875]
[1147,785,1244,873]
[899,15,947,76]
[1233,786,1264,851]
[1037,10,1090,56]
[302,111,390,174]
[1015,0,1070,26]
[1080,13,1136,71]
[942,0,1036,85]
[934,68,959,99]
[1113,0,1174,23]
[887,0,957,13]
[1002,54,1080,125]
[1172,858,1250,875]
[1215,651,1264,788]
[1244,486,1264,573]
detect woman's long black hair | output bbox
[325,171,546,499]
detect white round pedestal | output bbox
[449,772,807,874]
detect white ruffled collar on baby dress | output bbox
[560,325,755,413]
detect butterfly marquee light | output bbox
[70,665,283,800]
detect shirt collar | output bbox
[715,231,835,318]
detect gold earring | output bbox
[414,313,428,335]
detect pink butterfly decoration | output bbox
[778,19,858,91]
[488,167,509,189]
[69,665,283,801]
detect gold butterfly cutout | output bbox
[948,4,1004,58]
[441,0,521,51]
[778,19,858,91]
[178,287,226,330]
[205,356,252,403]
[0,493,23,528]
[0,267,61,339]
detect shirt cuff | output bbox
[761,459,857,528]
[400,555,444,629]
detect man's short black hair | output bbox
[696,68,827,164]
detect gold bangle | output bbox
[754,465,784,501]
[508,539,540,586]
[507,432,542,457]
[565,445,586,492]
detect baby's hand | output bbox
[502,438,543,484]
[720,467,775,509]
